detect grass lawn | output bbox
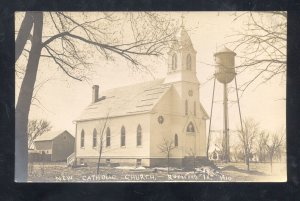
[217,162,287,182]
[28,161,286,182]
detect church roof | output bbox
[75,79,171,121]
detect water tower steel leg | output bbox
[234,77,243,132]
[206,77,216,159]
[223,83,229,162]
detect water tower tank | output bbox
[214,46,236,84]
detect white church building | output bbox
[74,25,209,167]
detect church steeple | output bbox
[164,21,198,84]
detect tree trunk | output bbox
[15,12,43,182]
[246,157,250,171]
[15,12,34,62]
[167,152,169,174]
[97,140,103,175]
[206,137,210,160]
[245,148,250,171]
[193,156,196,172]
[270,155,273,173]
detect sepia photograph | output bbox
[15,11,286,182]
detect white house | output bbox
[74,25,209,167]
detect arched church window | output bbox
[172,54,177,70]
[80,129,85,148]
[137,124,142,146]
[93,128,97,148]
[187,54,192,70]
[187,122,195,132]
[121,126,126,147]
[185,100,188,115]
[106,127,111,147]
[174,134,178,147]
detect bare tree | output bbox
[255,131,269,162]
[157,137,176,174]
[15,12,177,181]
[27,119,52,149]
[96,114,110,175]
[237,118,259,171]
[214,132,226,162]
[229,12,286,94]
[231,144,244,162]
[265,132,285,173]
[27,119,51,176]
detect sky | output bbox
[15,12,286,142]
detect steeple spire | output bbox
[174,16,194,50]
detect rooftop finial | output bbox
[181,14,185,27]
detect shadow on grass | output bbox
[221,165,266,176]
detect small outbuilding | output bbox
[34,130,75,162]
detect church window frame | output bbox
[106,127,111,147]
[185,100,188,115]
[187,54,192,70]
[174,134,179,147]
[186,122,195,133]
[121,126,126,147]
[172,53,177,70]
[137,124,142,146]
[80,129,85,148]
[92,128,97,148]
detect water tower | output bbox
[207,46,243,163]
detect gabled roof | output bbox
[75,79,172,121]
[34,130,72,142]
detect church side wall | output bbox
[75,114,151,166]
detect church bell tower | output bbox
[164,22,199,84]
[164,19,200,117]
